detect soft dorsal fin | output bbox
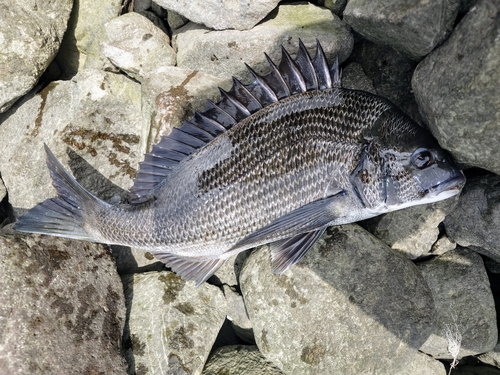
[129,40,343,204]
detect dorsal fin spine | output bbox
[129,39,341,203]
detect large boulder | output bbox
[123,271,227,375]
[0,0,73,112]
[0,69,142,213]
[240,224,435,375]
[153,0,280,31]
[0,229,128,373]
[412,0,500,174]
[174,3,353,84]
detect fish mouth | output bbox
[429,173,466,197]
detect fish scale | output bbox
[15,40,465,285]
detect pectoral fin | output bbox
[152,252,225,287]
[270,228,326,274]
[231,191,346,251]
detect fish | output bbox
[14,40,465,286]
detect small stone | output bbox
[202,345,286,375]
[430,235,457,256]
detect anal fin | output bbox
[152,252,225,287]
[270,228,325,274]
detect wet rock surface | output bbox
[0,0,499,374]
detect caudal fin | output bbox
[14,145,101,241]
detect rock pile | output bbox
[1,0,499,374]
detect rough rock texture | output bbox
[55,0,122,78]
[153,0,280,30]
[401,352,447,375]
[412,0,500,174]
[0,69,142,213]
[141,66,226,154]
[223,285,254,344]
[361,195,459,259]
[0,229,127,373]
[202,345,286,375]
[174,3,353,84]
[343,0,460,59]
[444,173,500,262]
[101,12,176,82]
[240,224,435,375]
[479,342,500,368]
[0,0,73,112]
[123,271,227,375]
[418,248,497,359]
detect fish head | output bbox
[377,114,465,211]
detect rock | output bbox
[412,0,500,174]
[478,342,500,369]
[173,3,353,84]
[134,0,152,12]
[341,62,376,94]
[317,0,347,15]
[202,345,286,375]
[0,229,127,373]
[153,0,280,31]
[417,248,497,359]
[0,69,142,213]
[430,235,457,256]
[401,352,447,375]
[360,196,459,259]
[55,0,121,78]
[141,66,227,152]
[0,0,73,112]
[0,178,6,202]
[240,224,435,375]
[123,271,226,375]
[356,40,421,121]
[343,0,460,60]
[101,12,176,82]
[223,285,254,344]
[167,9,189,30]
[444,173,500,263]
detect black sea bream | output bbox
[15,40,465,285]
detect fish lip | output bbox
[429,173,466,196]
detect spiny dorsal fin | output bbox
[129,40,343,203]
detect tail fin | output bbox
[14,144,101,241]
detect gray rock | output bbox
[444,174,500,263]
[357,40,421,121]
[123,271,227,375]
[167,9,189,30]
[240,224,435,375]
[55,0,121,78]
[317,0,347,15]
[341,62,376,94]
[0,0,73,112]
[101,12,176,82]
[134,0,152,12]
[153,0,280,30]
[141,66,227,153]
[223,285,254,344]
[173,3,353,84]
[361,195,459,259]
[0,69,142,213]
[343,0,460,59]
[0,229,127,374]
[202,345,286,375]
[430,235,457,256]
[412,0,500,174]
[478,342,500,369]
[401,352,447,375]
[417,248,497,359]
[0,178,5,202]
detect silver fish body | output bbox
[15,41,465,285]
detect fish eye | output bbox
[412,148,434,169]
